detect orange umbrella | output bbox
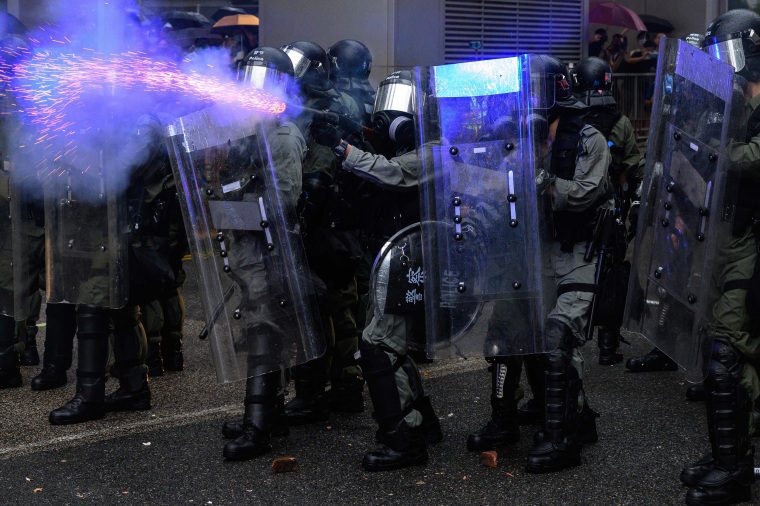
[211,14,259,34]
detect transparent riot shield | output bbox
[9,166,42,322]
[416,55,556,359]
[43,143,129,308]
[165,106,325,384]
[623,38,744,383]
[0,166,16,318]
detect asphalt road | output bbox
[1,262,757,505]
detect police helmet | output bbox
[279,40,329,81]
[328,39,372,78]
[238,46,294,92]
[703,9,760,81]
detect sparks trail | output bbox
[5,48,286,168]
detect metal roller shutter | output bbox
[444,0,584,63]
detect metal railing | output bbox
[611,73,656,148]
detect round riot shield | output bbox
[369,222,482,357]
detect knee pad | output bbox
[358,339,394,376]
[708,337,744,391]
[545,318,574,351]
[110,305,141,330]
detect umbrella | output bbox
[639,14,674,34]
[162,11,211,31]
[211,14,259,35]
[211,7,248,22]
[589,2,647,31]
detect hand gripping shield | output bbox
[43,142,130,308]
[165,107,325,384]
[416,55,556,359]
[623,38,745,383]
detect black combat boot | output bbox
[686,383,706,401]
[223,370,280,460]
[597,327,623,366]
[283,361,329,425]
[162,330,184,371]
[49,306,108,425]
[19,322,40,366]
[363,418,428,471]
[467,361,520,451]
[625,347,678,372]
[0,314,21,388]
[415,395,443,445]
[31,303,76,391]
[328,375,365,413]
[223,393,290,439]
[359,341,428,471]
[145,338,164,377]
[159,291,184,371]
[527,320,582,473]
[518,354,546,424]
[685,339,754,505]
[105,319,152,412]
[533,401,600,446]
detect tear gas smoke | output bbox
[2,0,287,200]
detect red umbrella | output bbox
[589,2,647,31]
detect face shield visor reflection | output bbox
[373,80,415,116]
[705,37,746,72]
[240,65,288,93]
[282,46,314,79]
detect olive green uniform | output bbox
[298,91,363,385]
[343,147,423,427]
[708,92,760,433]
[545,125,614,400]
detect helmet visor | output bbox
[373,79,415,115]
[240,65,287,91]
[705,37,746,72]
[281,46,313,79]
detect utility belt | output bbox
[554,219,595,253]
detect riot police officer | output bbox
[311,69,442,471]
[678,9,760,505]
[328,39,374,124]
[466,57,607,471]
[279,40,366,423]
[572,56,643,366]
[214,46,314,460]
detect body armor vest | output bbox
[551,113,599,243]
[585,106,623,178]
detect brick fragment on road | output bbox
[481,451,498,468]
[272,456,297,473]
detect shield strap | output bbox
[556,283,598,296]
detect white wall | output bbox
[260,0,398,87]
